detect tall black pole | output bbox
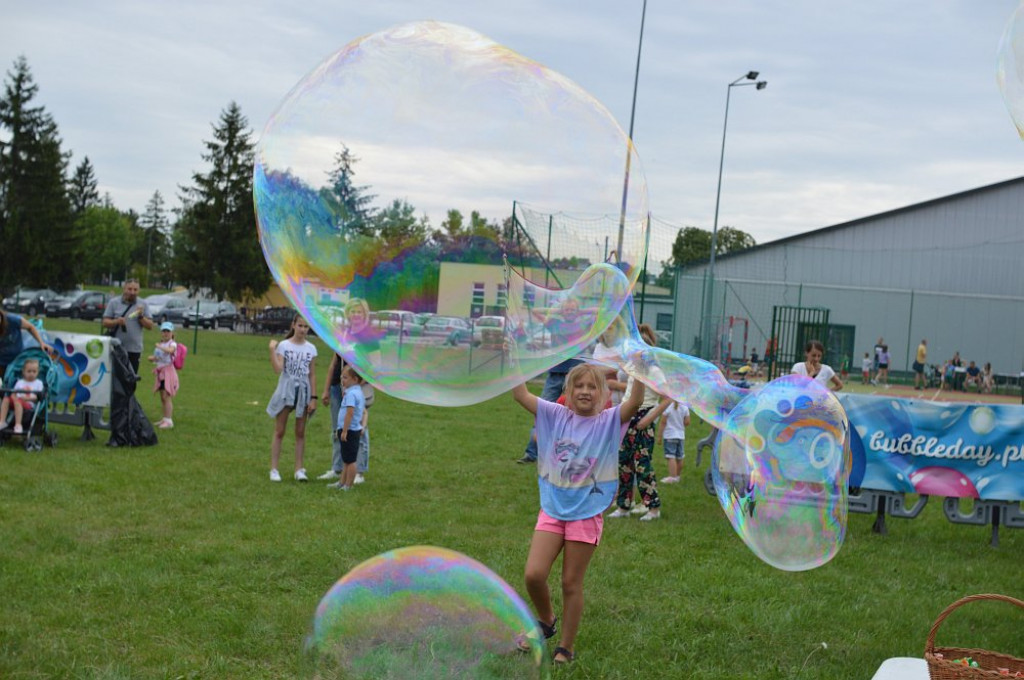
[616,0,647,263]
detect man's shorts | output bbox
[912,361,924,374]
[535,509,603,545]
[663,439,685,459]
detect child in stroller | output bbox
[0,348,58,451]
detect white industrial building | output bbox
[670,177,1024,382]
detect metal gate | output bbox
[767,306,831,379]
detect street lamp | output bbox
[702,71,766,360]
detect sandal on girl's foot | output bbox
[539,617,557,640]
[552,646,575,664]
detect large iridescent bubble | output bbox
[711,376,851,571]
[305,546,545,679]
[254,21,648,406]
[998,1,1024,138]
[591,306,850,571]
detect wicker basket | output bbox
[924,593,1024,679]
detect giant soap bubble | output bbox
[710,376,851,571]
[998,1,1024,138]
[305,546,545,679]
[590,304,850,570]
[255,22,648,406]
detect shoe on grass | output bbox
[660,476,680,484]
[294,469,308,482]
[269,469,282,482]
[157,419,173,429]
[630,504,649,514]
[353,474,365,484]
[516,455,536,464]
[608,508,631,518]
[317,470,339,480]
[640,509,661,521]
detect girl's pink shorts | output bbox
[535,509,604,545]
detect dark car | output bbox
[181,301,238,330]
[253,306,297,335]
[44,290,82,317]
[48,290,109,320]
[2,288,59,317]
[154,297,194,325]
[213,301,239,330]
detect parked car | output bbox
[253,306,296,335]
[471,315,505,347]
[145,294,191,322]
[422,316,471,344]
[213,301,239,330]
[180,300,238,330]
[372,310,420,336]
[2,288,59,316]
[156,297,196,326]
[43,290,83,317]
[182,301,218,329]
[47,290,109,320]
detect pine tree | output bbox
[0,56,76,290]
[174,102,270,301]
[138,190,170,287]
[68,156,100,216]
[323,143,376,237]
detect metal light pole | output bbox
[616,0,647,264]
[701,71,766,360]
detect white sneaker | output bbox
[294,469,308,482]
[630,504,649,515]
[640,509,661,521]
[608,508,631,518]
[326,481,345,489]
[158,419,173,429]
[317,470,339,481]
[269,469,282,482]
[0,422,7,431]
[660,476,680,484]
[13,424,23,434]
[353,474,365,484]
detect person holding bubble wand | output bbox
[266,314,318,482]
[512,357,644,664]
[791,339,843,391]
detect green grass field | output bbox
[1,319,1021,679]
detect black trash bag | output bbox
[106,340,158,447]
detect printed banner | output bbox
[839,394,1024,502]
[45,332,115,409]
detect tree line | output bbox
[0,55,754,304]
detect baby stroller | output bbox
[0,348,59,451]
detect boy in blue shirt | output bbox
[333,366,366,491]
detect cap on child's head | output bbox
[160,321,174,331]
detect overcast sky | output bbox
[3,1,1022,261]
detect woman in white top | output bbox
[792,339,843,391]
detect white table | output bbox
[870,657,928,679]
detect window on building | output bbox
[656,313,673,331]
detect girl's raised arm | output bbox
[512,382,539,415]
[620,375,645,424]
[268,340,284,374]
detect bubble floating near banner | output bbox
[254,21,648,407]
